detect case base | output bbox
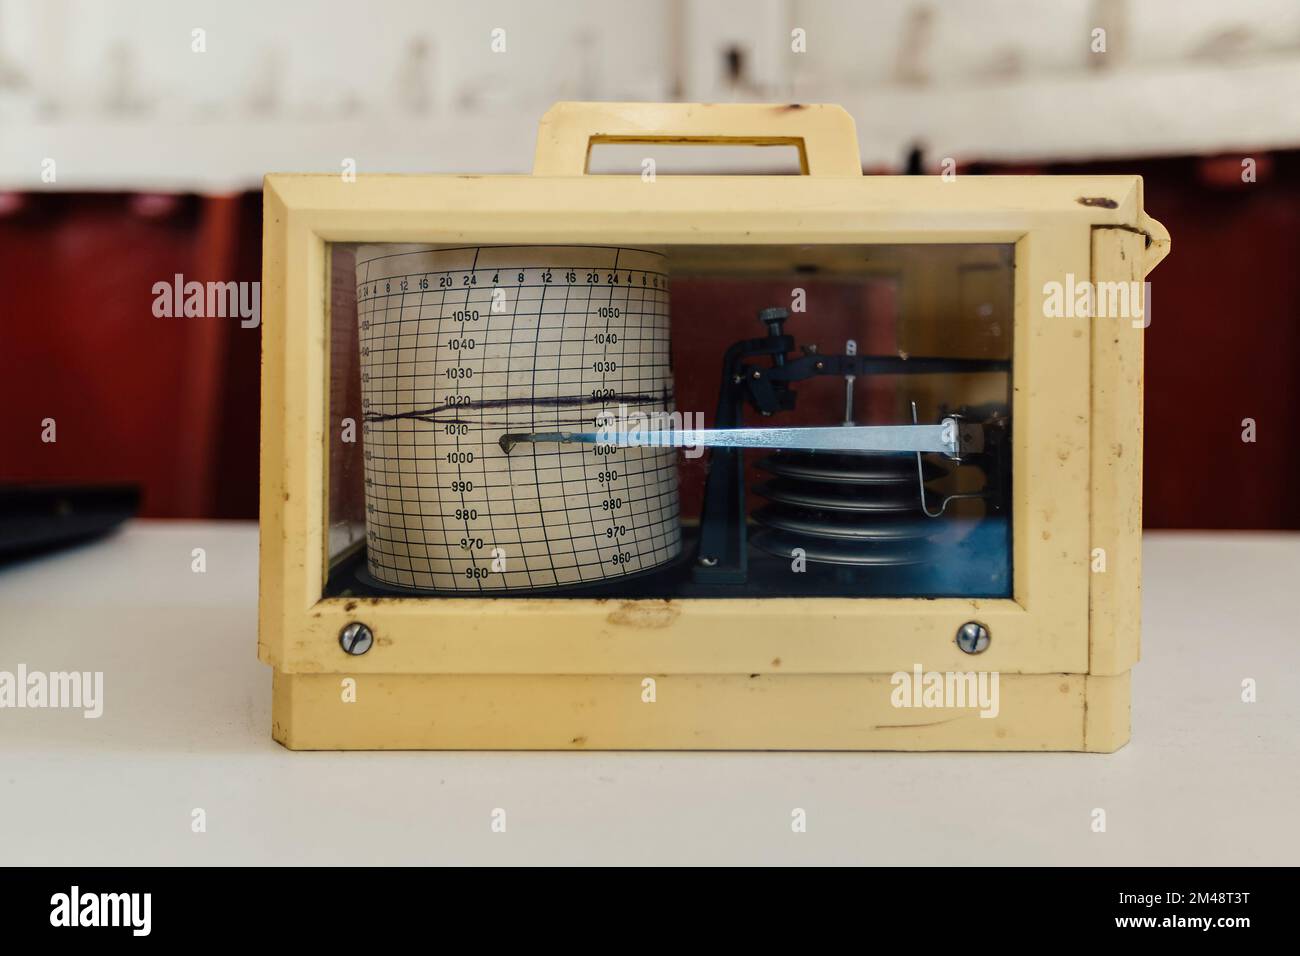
[271,670,1130,752]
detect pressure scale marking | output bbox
[355,244,681,591]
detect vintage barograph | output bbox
[259,102,1169,751]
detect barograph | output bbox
[258,102,1169,750]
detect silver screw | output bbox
[955,621,990,654]
[339,622,373,655]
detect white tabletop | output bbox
[2,522,1296,865]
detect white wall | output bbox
[1,0,1298,187]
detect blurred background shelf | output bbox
[6,55,1300,189]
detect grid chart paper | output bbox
[355,244,682,592]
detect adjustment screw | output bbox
[339,622,374,655]
[758,307,789,333]
[956,621,990,654]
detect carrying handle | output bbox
[533,101,863,177]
